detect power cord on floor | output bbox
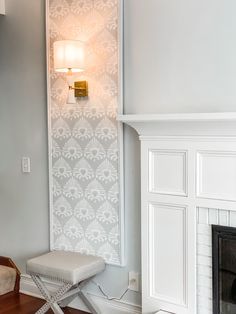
[91,280,129,301]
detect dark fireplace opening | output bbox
[212,225,236,314]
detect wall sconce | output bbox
[53,40,88,104]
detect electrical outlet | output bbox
[128,271,139,292]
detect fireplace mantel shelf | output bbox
[117,112,236,137]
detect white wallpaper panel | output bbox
[47,0,123,265]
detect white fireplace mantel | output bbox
[118,112,236,314]
[118,112,236,137]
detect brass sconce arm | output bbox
[69,81,88,97]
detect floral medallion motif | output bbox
[49,0,121,265]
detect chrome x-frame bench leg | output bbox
[58,279,101,314]
[31,275,73,314]
[31,275,101,314]
[78,289,101,314]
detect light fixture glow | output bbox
[53,40,85,73]
[53,40,88,101]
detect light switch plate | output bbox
[22,157,31,173]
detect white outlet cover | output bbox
[128,271,139,292]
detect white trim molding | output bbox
[0,0,5,15]
[20,274,141,314]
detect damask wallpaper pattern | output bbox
[48,0,122,265]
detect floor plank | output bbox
[0,293,88,314]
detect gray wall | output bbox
[124,0,236,114]
[0,0,49,270]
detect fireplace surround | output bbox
[212,225,236,314]
[118,113,236,314]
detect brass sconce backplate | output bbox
[74,81,88,97]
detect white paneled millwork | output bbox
[141,139,196,314]
[149,150,187,196]
[149,203,187,305]
[118,113,236,314]
[0,0,5,15]
[197,151,236,202]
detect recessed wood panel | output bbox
[149,150,187,196]
[197,152,236,202]
[149,203,187,306]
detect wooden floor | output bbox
[0,293,88,314]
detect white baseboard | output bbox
[20,274,141,314]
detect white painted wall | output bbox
[124,0,236,114]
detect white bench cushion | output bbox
[27,251,105,285]
[0,266,16,295]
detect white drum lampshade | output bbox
[53,40,85,73]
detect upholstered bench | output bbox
[27,251,105,314]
